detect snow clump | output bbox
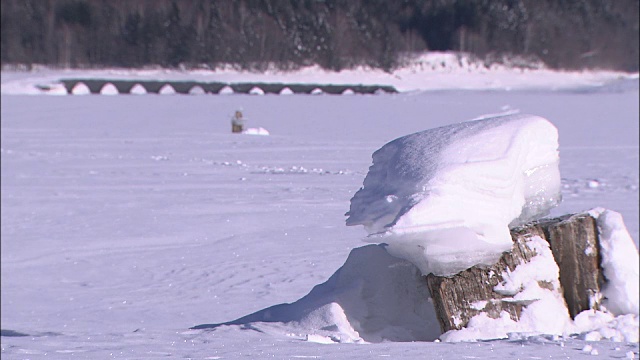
[242,127,270,136]
[346,113,561,276]
[589,208,639,316]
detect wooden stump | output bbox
[426,213,603,333]
[538,214,603,318]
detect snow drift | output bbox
[590,208,640,317]
[346,113,562,276]
[194,210,639,344]
[192,244,441,343]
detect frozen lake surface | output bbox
[1,78,638,358]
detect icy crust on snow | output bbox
[346,113,561,276]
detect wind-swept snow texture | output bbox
[347,114,561,276]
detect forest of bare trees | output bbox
[1,0,638,72]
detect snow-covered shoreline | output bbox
[2,52,638,95]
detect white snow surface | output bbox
[1,61,638,358]
[589,208,640,316]
[242,127,270,136]
[346,113,561,276]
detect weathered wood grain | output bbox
[425,213,603,333]
[538,213,603,318]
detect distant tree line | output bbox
[1,0,638,72]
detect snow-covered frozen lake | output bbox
[1,70,638,358]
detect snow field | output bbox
[1,75,638,358]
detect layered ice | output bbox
[346,114,562,276]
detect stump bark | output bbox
[538,214,604,318]
[425,213,603,333]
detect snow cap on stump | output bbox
[346,113,561,276]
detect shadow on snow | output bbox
[191,244,441,342]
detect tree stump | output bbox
[538,214,603,318]
[426,213,603,333]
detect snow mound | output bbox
[193,233,638,344]
[192,245,441,343]
[346,113,561,276]
[158,84,176,95]
[130,83,147,95]
[100,82,119,95]
[574,311,639,342]
[188,85,206,95]
[71,82,90,95]
[242,127,270,136]
[219,85,234,95]
[589,208,640,316]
